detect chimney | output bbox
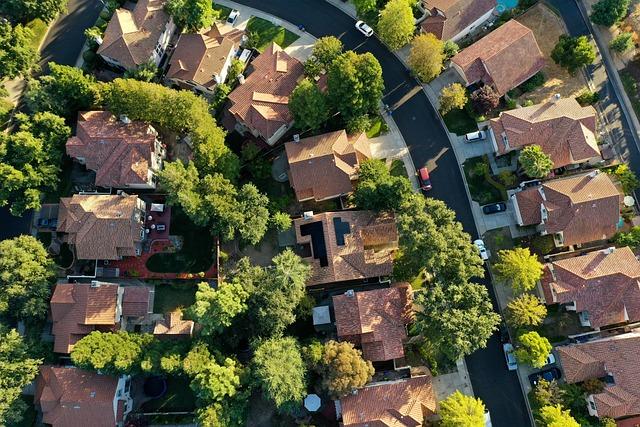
[303,211,314,220]
[90,280,100,288]
[345,289,354,297]
[237,74,245,84]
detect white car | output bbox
[465,130,486,142]
[355,20,374,37]
[227,10,240,26]
[545,353,556,366]
[474,239,489,261]
[503,343,518,371]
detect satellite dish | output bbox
[624,196,635,207]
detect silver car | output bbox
[503,343,518,371]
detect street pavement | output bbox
[231,0,530,425]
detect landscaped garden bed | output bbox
[462,156,507,205]
[153,282,197,314]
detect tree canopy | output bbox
[0,21,39,80]
[494,247,544,294]
[506,294,547,329]
[353,0,377,16]
[516,331,552,368]
[470,85,500,115]
[316,340,374,397]
[166,0,218,32]
[519,145,554,178]
[0,235,55,320]
[70,331,154,374]
[353,158,412,212]
[439,390,486,427]
[539,404,580,427]
[590,0,630,27]
[551,35,596,74]
[186,344,242,403]
[610,32,634,52]
[439,83,467,115]
[0,0,68,23]
[189,281,249,336]
[289,78,329,131]
[311,36,343,70]
[408,33,445,82]
[378,0,415,50]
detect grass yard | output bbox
[621,70,640,118]
[25,19,48,50]
[246,16,299,52]
[153,283,197,314]
[213,3,233,20]
[141,376,196,412]
[442,107,477,135]
[389,159,408,178]
[462,156,506,205]
[366,115,388,138]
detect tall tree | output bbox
[470,85,500,115]
[166,0,218,32]
[188,281,249,335]
[70,331,154,374]
[252,337,307,411]
[519,145,554,178]
[0,21,39,79]
[539,404,580,427]
[353,158,413,212]
[378,0,415,50]
[311,36,343,69]
[413,281,500,362]
[317,340,374,397]
[0,0,68,23]
[0,235,54,320]
[551,35,596,74]
[289,78,329,131]
[352,0,377,16]
[590,0,630,27]
[439,390,486,427]
[408,33,445,82]
[515,331,552,368]
[494,247,544,293]
[506,294,547,329]
[610,32,634,52]
[439,83,468,115]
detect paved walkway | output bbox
[432,358,475,401]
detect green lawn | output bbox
[25,19,48,50]
[213,3,233,20]
[141,376,196,412]
[246,16,299,52]
[389,159,408,178]
[621,70,640,119]
[153,283,197,314]
[366,115,388,138]
[442,108,478,135]
[462,156,505,205]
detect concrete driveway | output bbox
[427,67,466,110]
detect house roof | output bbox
[66,111,159,188]
[514,172,621,246]
[333,284,413,362]
[285,130,371,201]
[153,311,194,337]
[489,98,600,168]
[542,247,640,328]
[420,0,496,41]
[451,19,545,95]
[35,366,123,427]
[97,0,171,69]
[340,375,437,426]
[226,43,304,141]
[166,24,242,89]
[57,194,144,260]
[121,286,151,317]
[557,332,640,419]
[293,211,398,286]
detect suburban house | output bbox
[96,0,175,70]
[226,43,304,145]
[153,310,195,339]
[333,284,413,365]
[66,111,166,189]
[451,19,544,95]
[556,331,640,420]
[57,193,147,260]
[511,171,621,247]
[541,246,640,329]
[50,282,153,353]
[35,366,132,427]
[489,97,601,169]
[285,130,372,202]
[165,23,243,95]
[420,0,496,42]
[293,211,398,286]
[338,375,437,426]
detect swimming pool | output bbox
[496,0,519,12]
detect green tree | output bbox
[311,36,343,69]
[123,60,158,82]
[189,281,249,335]
[0,235,54,320]
[0,0,68,23]
[378,0,415,50]
[494,247,544,293]
[551,35,596,74]
[439,83,468,115]
[470,85,500,115]
[70,331,154,374]
[166,0,218,32]
[506,294,547,329]
[270,211,292,231]
[327,51,384,122]
[408,33,444,82]
[590,0,630,27]
[317,340,374,397]
[442,39,459,60]
[539,404,580,427]
[253,337,307,411]
[15,111,71,161]
[610,32,634,53]
[439,390,486,427]
[353,0,377,16]
[25,63,101,118]
[516,331,552,368]
[519,145,554,178]
[346,114,372,134]
[532,379,564,409]
[235,183,270,245]
[190,357,242,402]
[615,226,640,248]
[611,163,639,194]
[413,281,500,361]
[195,393,249,427]
[289,78,329,131]
[0,21,39,79]
[354,158,413,211]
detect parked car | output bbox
[227,10,240,25]
[474,239,489,261]
[545,353,556,366]
[355,20,374,37]
[465,130,486,142]
[528,367,562,387]
[503,343,518,371]
[482,202,507,215]
[519,179,541,189]
[417,167,432,191]
[37,218,58,228]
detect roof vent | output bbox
[90,391,96,398]
[603,247,615,255]
[345,289,355,297]
[551,93,561,103]
[119,115,131,124]
[90,280,100,288]
[588,170,598,178]
[293,134,300,143]
[303,211,314,220]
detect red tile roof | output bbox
[66,111,161,188]
[542,247,640,329]
[340,375,437,426]
[333,284,413,362]
[557,332,640,419]
[121,286,151,317]
[153,311,194,338]
[490,98,600,168]
[451,19,545,95]
[420,0,496,41]
[514,172,621,246]
[35,366,124,427]
[226,43,304,142]
[285,130,371,201]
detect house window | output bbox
[589,400,596,410]
[139,229,145,239]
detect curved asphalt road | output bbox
[232,0,530,425]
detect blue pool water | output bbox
[496,0,519,12]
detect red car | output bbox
[418,167,432,191]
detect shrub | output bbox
[82,50,96,64]
[610,32,634,53]
[470,86,500,115]
[576,89,600,106]
[520,72,545,93]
